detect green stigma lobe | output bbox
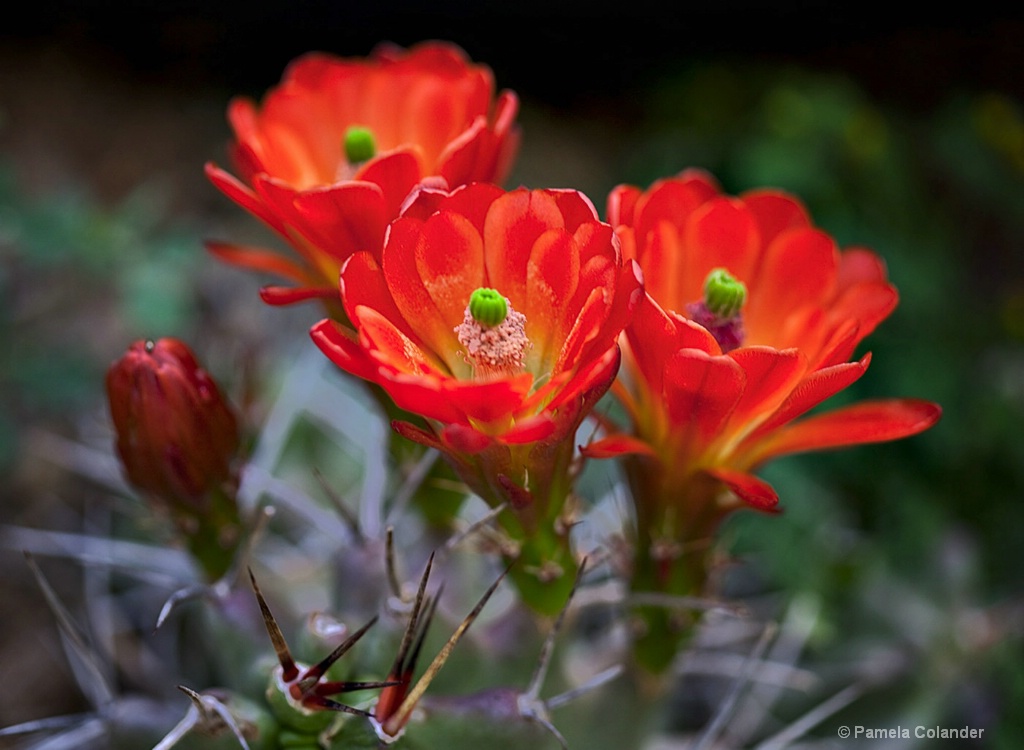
[703,268,747,318]
[344,126,376,163]
[469,288,508,327]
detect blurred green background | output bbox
[2,4,1022,746]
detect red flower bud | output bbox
[106,338,240,512]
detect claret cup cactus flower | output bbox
[311,183,643,612]
[586,170,942,671]
[19,39,952,750]
[205,41,520,311]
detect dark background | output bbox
[9,3,1024,104]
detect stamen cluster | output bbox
[455,298,529,377]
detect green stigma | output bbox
[468,288,508,327]
[344,126,376,164]
[703,267,747,318]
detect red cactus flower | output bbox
[311,183,640,468]
[589,168,941,513]
[588,170,941,670]
[205,41,520,308]
[106,338,240,509]
[311,183,642,613]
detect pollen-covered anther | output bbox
[455,293,530,378]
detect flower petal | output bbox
[680,197,761,307]
[205,162,288,236]
[750,398,942,465]
[633,172,720,255]
[484,190,566,306]
[625,294,719,399]
[310,318,379,382]
[292,181,388,263]
[725,347,807,436]
[745,228,839,345]
[740,190,811,248]
[416,209,486,331]
[542,345,620,415]
[356,306,444,376]
[837,247,889,289]
[260,285,338,306]
[439,89,521,187]
[382,216,459,361]
[549,188,601,231]
[502,414,557,445]
[704,467,779,512]
[441,423,494,454]
[340,251,421,344]
[580,434,658,459]
[663,348,745,448]
[440,375,533,426]
[376,370,466,425]
[827,281,899,355]
[205,240,316,285]
[401,182,503,233]
[353,150,423,219]
[526,227,578,365]
[606,185,641,228]
[746,353,873,441]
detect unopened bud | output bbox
[106,338,240,510]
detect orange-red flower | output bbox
[587,169,941,672]
[311,183,641,613]
[589,169,941,513]
[312,183,641,460]
[206,42,520,307]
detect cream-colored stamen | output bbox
[455,296,529,378]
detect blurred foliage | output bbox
[0,165,208,473]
